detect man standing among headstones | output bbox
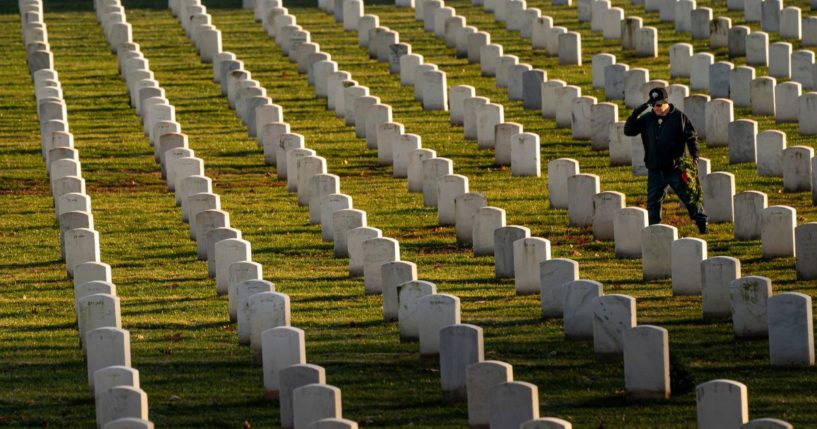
[624,87,708,233]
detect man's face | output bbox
[652,102,669,116]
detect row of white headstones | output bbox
[25,0,808,424]
[20,0,153,427]
[166,0,816,428]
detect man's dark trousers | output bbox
[646,168,708,225]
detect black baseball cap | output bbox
[647,87,668,105]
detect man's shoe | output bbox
[697,221,708,234]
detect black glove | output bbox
[636,103,650,113]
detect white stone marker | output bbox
[440,324,484,402]
[381,261,417,321]
[410,150,436,193]
[508,64,533,101]
[775,82,802,123]
[728,119,757,163]
[540,258,579,318]
[709,17,731,49]
[376,122,403,166]
[421,157,453,206]
[571,96,596,140]
[623,325,669,399]
[768,292,814,366]
[746,32,769,66]
[476,103,504,149]
[522,69,546,110]
[195,210,230,259]
[93,366,140,426]
[333,209,366,258]
[237,280,276,346]
[769,42,792,79]
[74,262,111,289]
[362,237,400,294]
[466,361,513,428]
[467,32,489,64]
[449,85,475,125]
[397,280,437,340]
[541,80,567,117]
[558,32,581,65]
[750,77,776,116]
[728,26,749,58]
[556,85,582,128]
[438,174,469,225]
[592,54,615,89]
[622,17,643,49]
[705,99,733,146]
[422,70,448,111]
[668,45,693,79]
[695,379,749,428]
[624,68,648,108]
[635,27,658,57]
[690,53,713,91]
[731,276,772,338]
[800,93,817,135]
[796,223,817,279]
[563,280,604,340]
[463,97,489,139]
[65,228,100,277]
[513,237,551,295]
[347,227,381,276]
[670,237,707,296]
[489,382,539,429]
[756,130,785,177]
[227,261,263,322]
[293,384,342,429]
[709,61,733,98]
[642,224,678,281]
[614,207,648,258]
[590,103,618,150]
[494,226,531,278]
[605,64,629,99]
[280,364,326,429]
[701,256,741,319]
[86,327,131,389]
[209,228,243,278]
[473,207,506,256]
[703,172,735,223]
[782,146,813,192]
[97,386,148,427]
[480,44,503,76]
[510,132,540,177]
[78,293,121,348]
[734,191,767,240]
[417,293,460,355]
[730,66,755,108]
[308,174,340,224]
[684,94,709,138]
[593,293,637,360]
[603,7,624,39]
[591,191,624,241]
[567,174,600,227]
[761,206,797,258]
[296,156,327,205]
[214,238,251,295]
[262,326,305,398]
[320,194,352,242]
[393,134,422,178]
[455,192,488,245]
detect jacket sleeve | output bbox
[623,104,649,136]
[682,113,699,159]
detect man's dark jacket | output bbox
[623,103,699,170]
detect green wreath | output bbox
[676,157,703,208]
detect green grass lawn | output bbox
[0,0,815,427]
